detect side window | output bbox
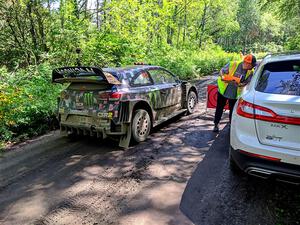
[131,71,153,86]
[148,69,177,84]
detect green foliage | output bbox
[82,32,132,67]
[0,64,61,142]
[259,0,300,51]
[144,45,239,79]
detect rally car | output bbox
[52,65,198,147]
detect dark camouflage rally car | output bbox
[52,65,198,148]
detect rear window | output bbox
[256,60,300,96]
[67,83,112,91]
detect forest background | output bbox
[0,0,299,147]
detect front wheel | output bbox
[131,109,151,143]
[187,91,197,114]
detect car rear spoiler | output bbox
[52,67,121,85]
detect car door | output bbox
[147,68,182,108]
[128,69,162,110]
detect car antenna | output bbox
[76,48,82,66]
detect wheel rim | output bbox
[188,94,196,110]
[136,114,149,137]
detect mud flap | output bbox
[118,123,131,148]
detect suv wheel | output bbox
[187,91,197,114]
[131,109,151,143]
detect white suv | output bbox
[230,53,300,184]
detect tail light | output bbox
[98,92,122,101]
[237,98,300,125]
[109,92,122,100]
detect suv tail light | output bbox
[237,98,300,125]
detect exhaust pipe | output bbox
[247,168,272,179]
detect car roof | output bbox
[103,65,162,72]
[263,52,300,64]
[103,65,164,80]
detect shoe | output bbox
[213,124,219,132]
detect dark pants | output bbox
[214,92,237,125]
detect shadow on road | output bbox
[0,108,224,225]
[180,126,300,225]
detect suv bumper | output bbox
[230,147,300,185]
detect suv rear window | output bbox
[256,60,300,96]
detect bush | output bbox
[0,44,241,147]
[0,63,61,144]
[144,45,240,79]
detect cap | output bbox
[243,54,257,66]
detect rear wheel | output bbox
[187,91,197,114]
[131,109,151,143]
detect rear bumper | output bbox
[60,122,127,138]
[230,147,300,184]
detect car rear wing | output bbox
[52,67,121,85]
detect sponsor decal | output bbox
[76,102,84,109]
[98,112,113,119]
[55,67,96,75]
[99,104,104,110]
[59,108,65,114]
[114,110,119,118]
[103,72,121,85]
[69,109,89,115]
[84,92,94,108]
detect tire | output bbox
[187,91,197,114]
[131,109,151,143]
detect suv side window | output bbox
[148,69,177,84]
[131,71,153,86]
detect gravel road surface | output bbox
[0,76,298,225]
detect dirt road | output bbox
[0,77,220,225]
[0,77,299,225]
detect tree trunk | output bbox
[177,25,181,47]
[182,0,187,45]
[34,1,48,52]
[73,0,80,19]
[96,0,100,29]
[199,1,208,48]
[27,0,39,63]
[60,0,65,29]
[47,0,51,11]
[167,5,178,45]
